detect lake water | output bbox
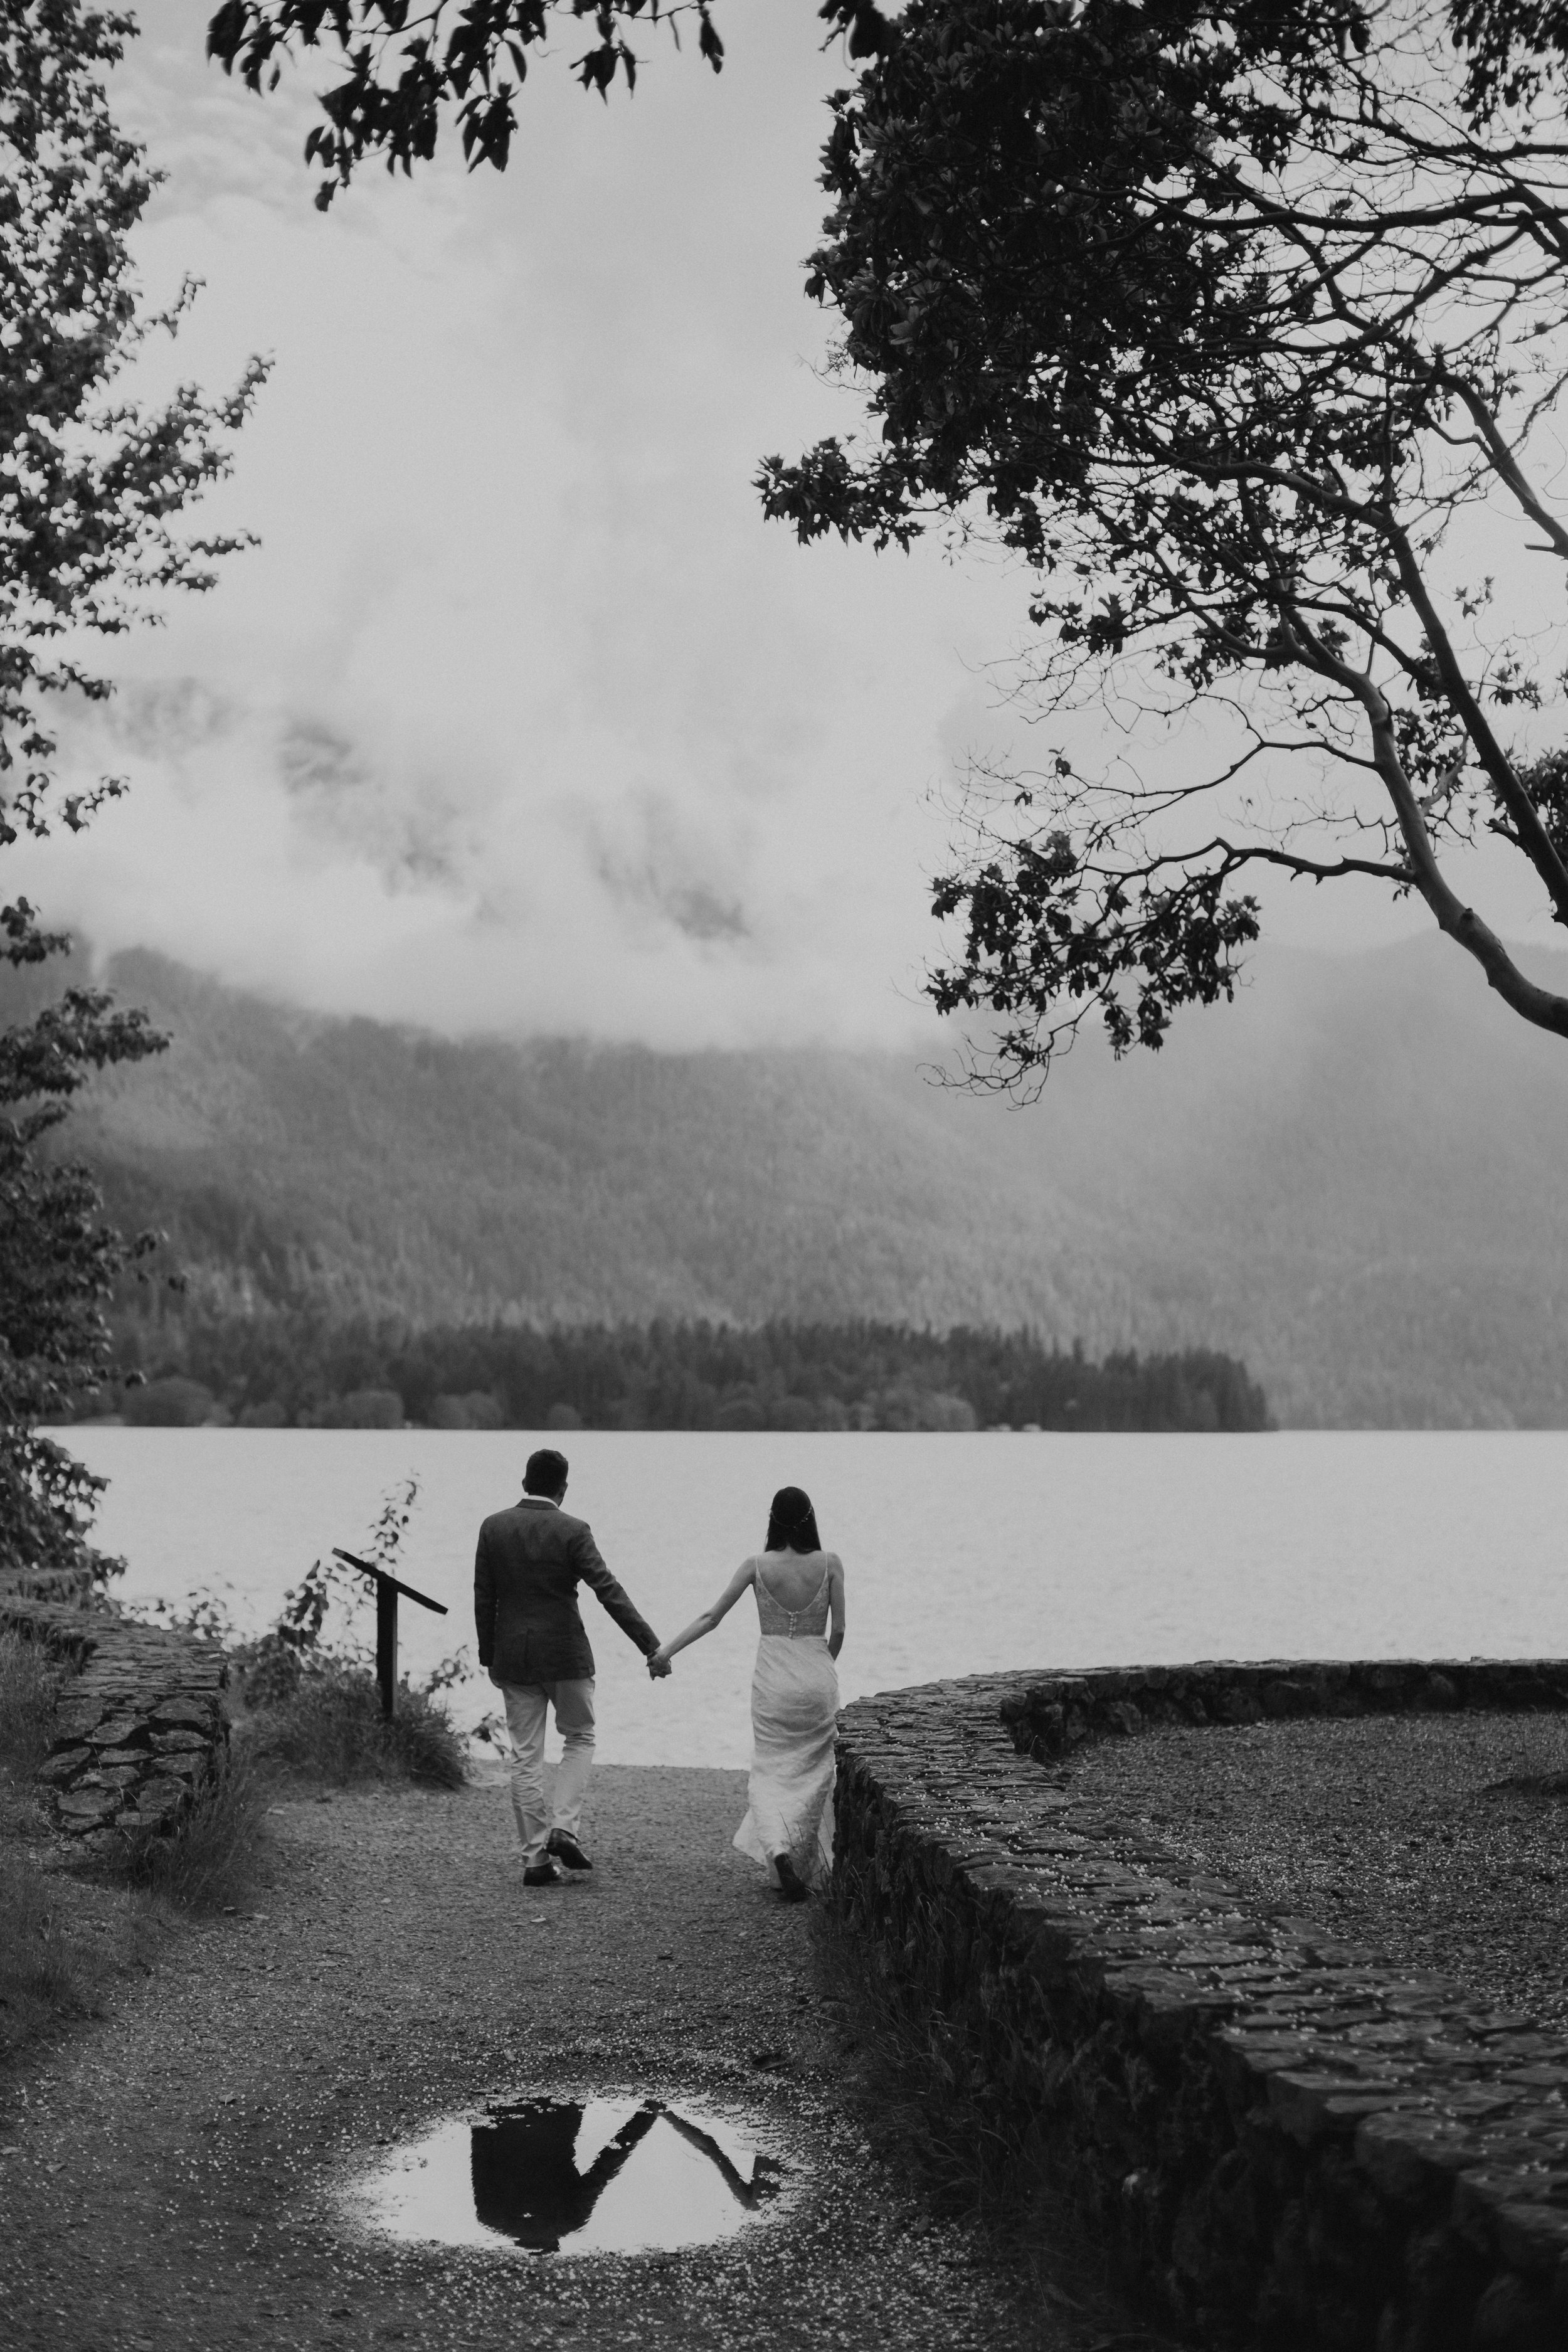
[55,1428,1568,1770]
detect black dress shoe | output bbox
[523,1860,563,1887]
[548,1830,593,1872]
[773,1854,808,1903]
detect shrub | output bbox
[306,1389,404,1429]
[428,1390,504,1429]
[240,1661,466,1789]
[230,1631,304,1711]
[862,1384,978,1432]
[206,1471,467,1792]
[122,1376,222,1426]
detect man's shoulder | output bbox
[479,1502,591,1541]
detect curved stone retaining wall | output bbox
[1,1596,228,1848]
[1003,1658,1568,1762]
[832,1663,1568,2352]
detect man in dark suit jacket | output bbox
[469,2098,660,2250]
[474,1446,669,1886]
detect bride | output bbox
[648,1486,844,1901]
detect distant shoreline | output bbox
[60,1417,1278,1431]
[87,1318,1271,1439]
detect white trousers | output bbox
[501,1678,596,1866]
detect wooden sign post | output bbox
[332,1548,449,1719]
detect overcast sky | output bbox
[9,0,1562,1050]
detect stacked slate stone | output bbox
[832,1665,1568,2352]
[1007,1658,1568,1759]
[16,1611,229,1850]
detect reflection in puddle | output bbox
[356,2095,783,2255]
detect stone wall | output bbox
[832,1665,1568,2352]
[1004,1658,1568,1762]
[1,1594,228,1849]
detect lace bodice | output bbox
[753,1558,831,1638]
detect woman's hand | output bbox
[648,1646,673,1679]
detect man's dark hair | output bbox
[524,1448,569,1496]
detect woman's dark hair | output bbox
[765,1486,822,1554]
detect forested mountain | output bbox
[9,935,1568,1428]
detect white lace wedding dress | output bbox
[731,1557,839,1887]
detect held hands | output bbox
[647,1645,673,1680]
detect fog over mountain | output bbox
[19,936,1568,1429]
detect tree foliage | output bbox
[757,0,1568,1079]
[93,1308,1273,1433]
[0,904,166,1597]
[209,0,1568,1081]
[1,4,262,1594]
[204,0,899,200]
[2,4,264,870]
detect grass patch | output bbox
[808,1904,1175,2351]
[114,1745,270,1914]
[0,1843,166,2074]
[1,1627,90,2061]
[237,1658,467,1789]
[0,1628,65,1780]
[0,1840,82,2040]
[0,1629,165,2072]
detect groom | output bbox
[475,1447,669,1887]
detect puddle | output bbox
[352,2094,785,2255]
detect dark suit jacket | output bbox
[470,2100,659,2251]
[474,1496,657,1685]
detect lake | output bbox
[53,1428,1568,1769]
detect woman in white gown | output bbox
[649,1487,844,1900]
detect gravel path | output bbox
[0,1764,1112,2352]
[1067,1709,1568,2023]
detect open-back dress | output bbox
[731,1555,839,1887]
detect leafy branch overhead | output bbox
[210,0,1568,1082]
[206,0,899,202]
[756,0,1568,1081]
[208,1,640,197]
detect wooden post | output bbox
[376,1578,398,1720]
[332,1549,447,1725]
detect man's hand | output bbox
[647,1647,672,1679]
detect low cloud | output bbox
[14,670,958,1049]
[18,4,1541,1061]
[590,792,751,946]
